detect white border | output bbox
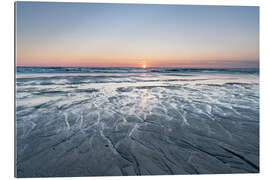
[1,0,270,180]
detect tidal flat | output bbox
[16,67,259,177]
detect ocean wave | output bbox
[17,66,259,74]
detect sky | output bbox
[16,2,259,68]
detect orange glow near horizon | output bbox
[16,56,259,68]
[16,46,259,68]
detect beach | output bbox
[16,67,259,177]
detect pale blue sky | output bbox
[16,2,259,68]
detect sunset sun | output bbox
[142,64,147,69]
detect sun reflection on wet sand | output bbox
[136,89,149,120]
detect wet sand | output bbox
[16,71,259,177]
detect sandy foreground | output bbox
[15,71,259,177]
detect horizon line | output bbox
[16,65,259,69]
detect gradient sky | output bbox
[16,2,259,68]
